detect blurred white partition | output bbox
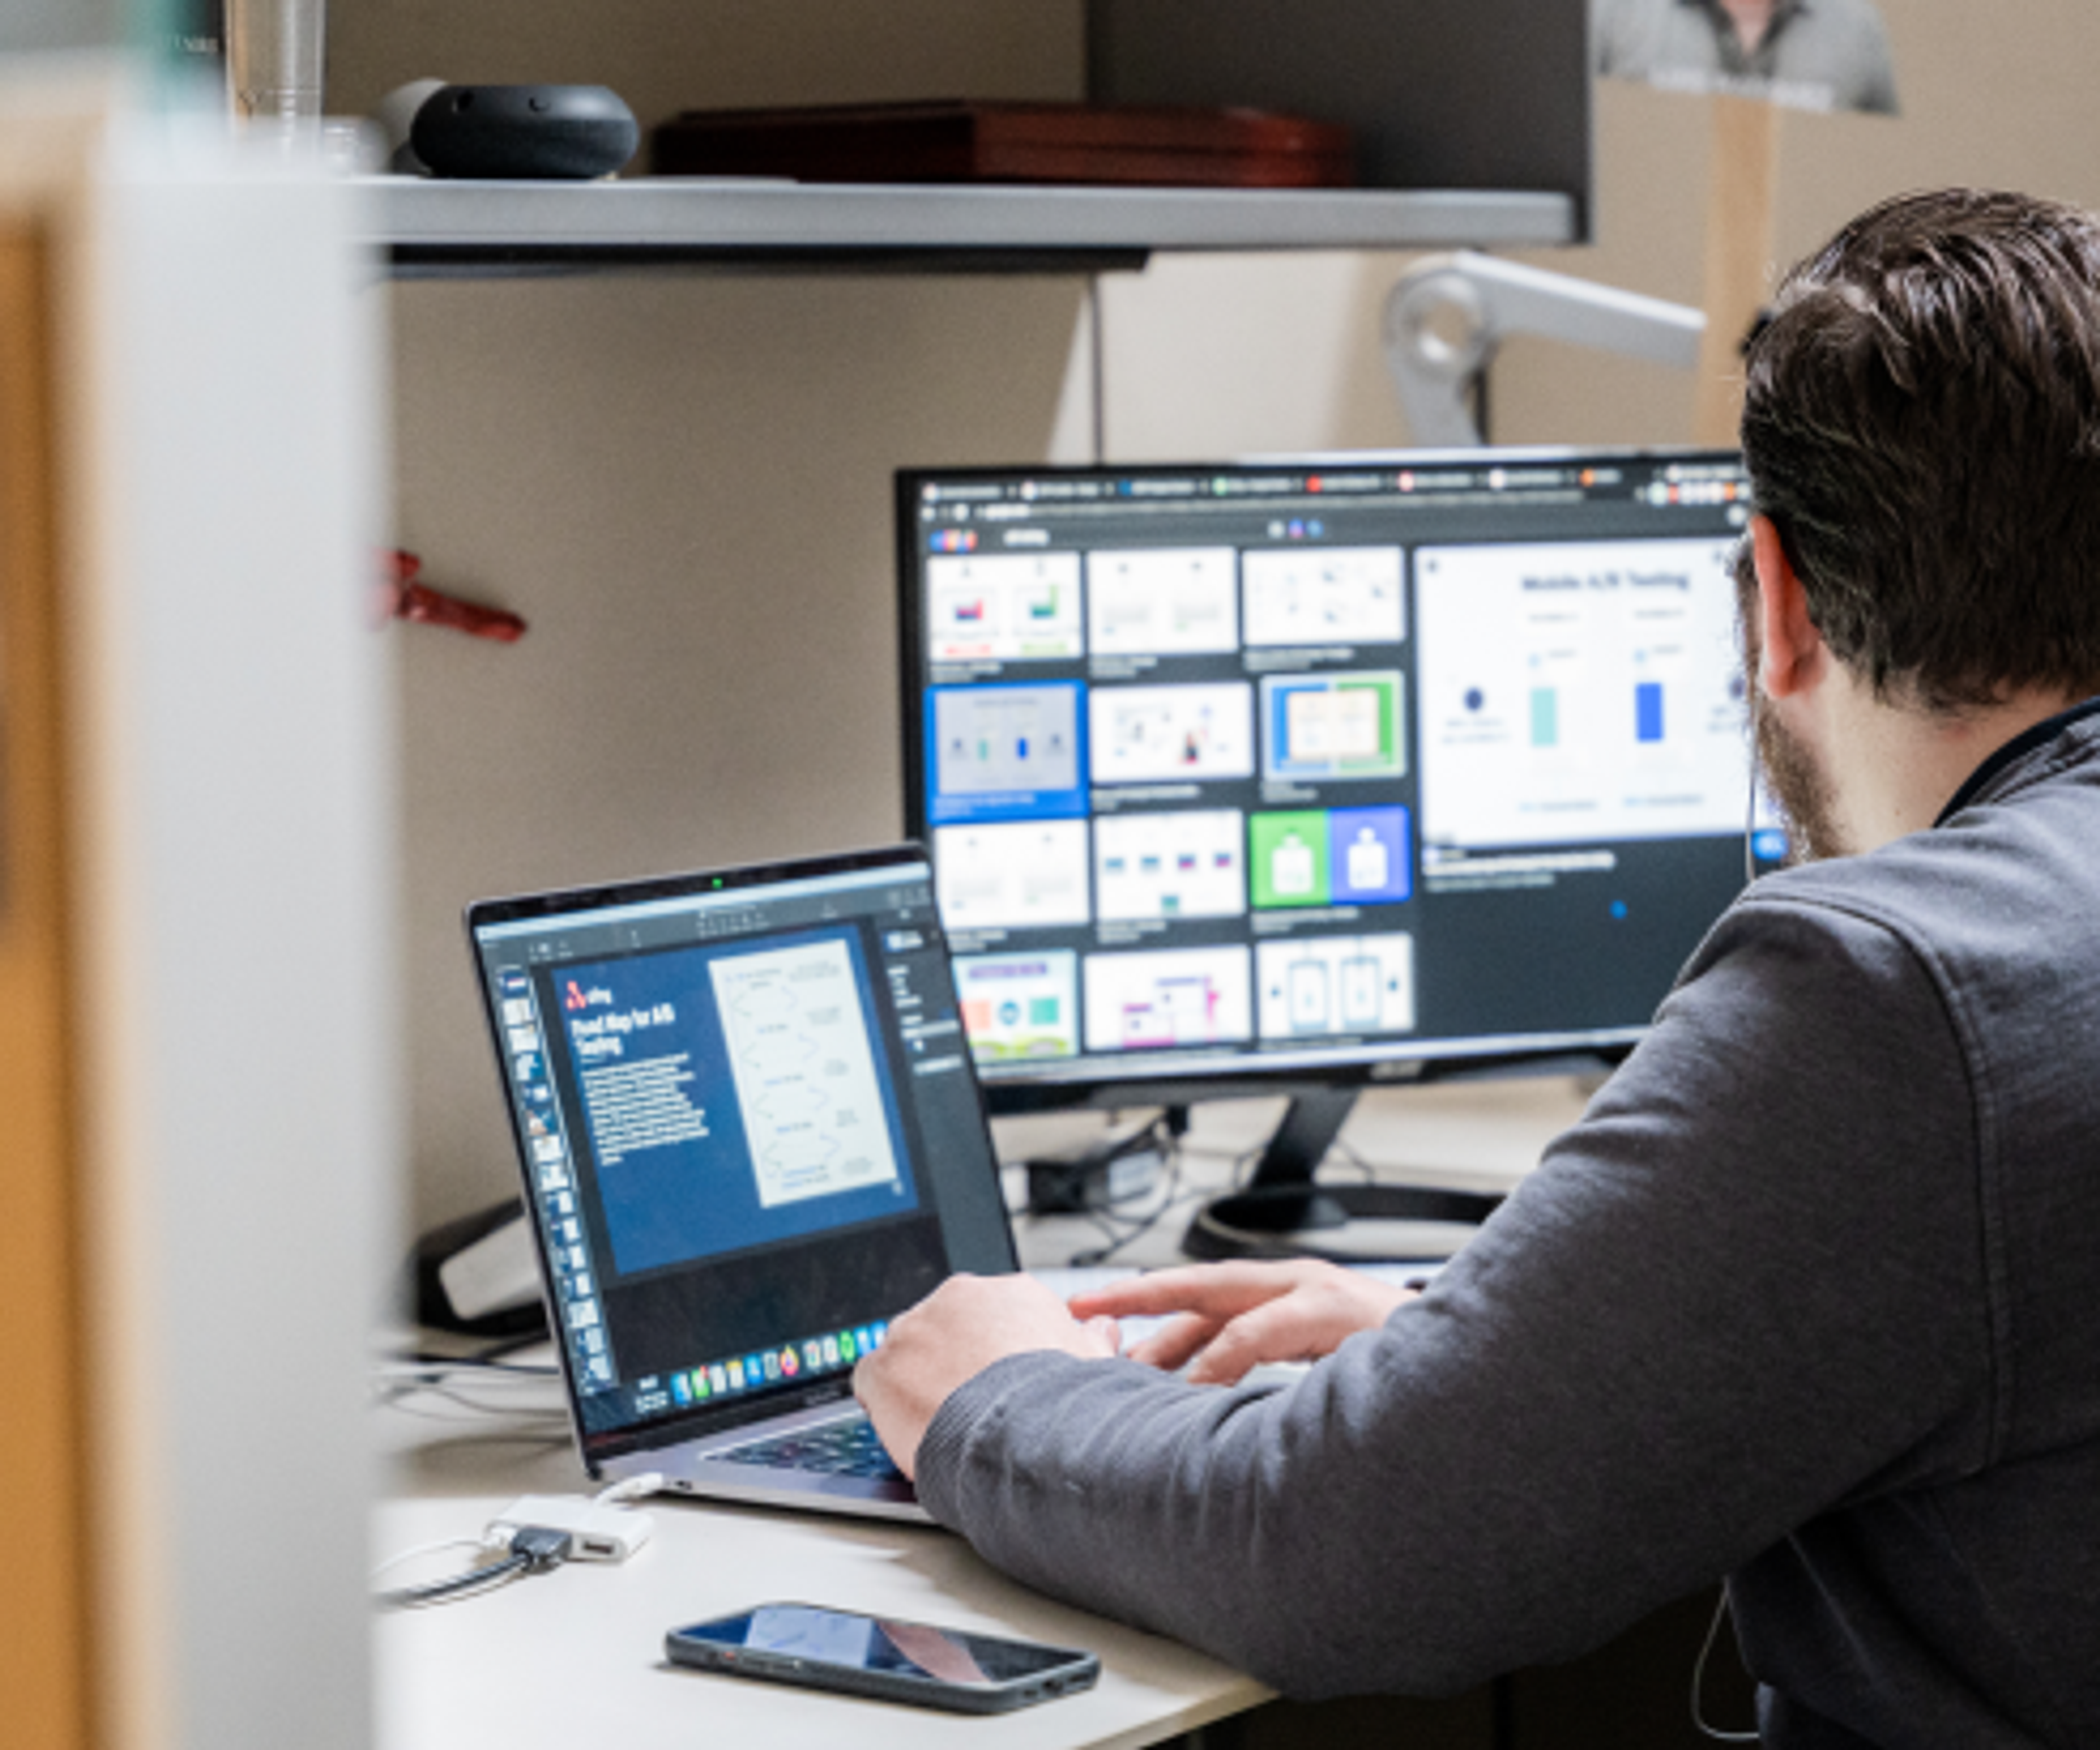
[0,63,394,1750]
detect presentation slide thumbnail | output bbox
[954,950,1081,1062]
[927,681,1087,824]
[1083,945,1252,1054]
[1087,547,1239,655]
[1090,682,1256,786]
[1415,537,1746,849]
[927,552,1083,662]
[1249,806,1413,908]
[1094,809,1246,921]
[1255,934,1416,1038]
[934,820,1090,932]
[1242,546,1406,648]
[1261,672,1407,782]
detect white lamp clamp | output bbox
[1381,251,1708,447]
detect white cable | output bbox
[376,1395,570,1431]
[369,1357,569,1425]
[369,1534,498,1585]
[369,1360,561,1387]
[1692,1589,1760,1742]
[374,1522,575,1611]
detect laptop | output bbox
[464,843,1017,1521]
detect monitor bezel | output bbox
[895,445,1753,1121]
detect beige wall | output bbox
[384,272,1096,1222]
[1503,0,2100,444]
[339,2,2100,1228]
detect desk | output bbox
[376,1383,1267,1749]
[376,1079,1587,1749]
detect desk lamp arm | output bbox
[1382,252,1708,448]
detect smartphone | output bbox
[664,1602,1100,1714]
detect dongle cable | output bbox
[372,1486,655,1611]
[374,1524,573,1611]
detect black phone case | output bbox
[663,1619,1099,1715]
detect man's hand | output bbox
[855,1274,1119,1480]
[1069,1259,1414,1386]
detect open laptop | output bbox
[465,843,1016,1521]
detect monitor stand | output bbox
[1181,1084,1503,1262]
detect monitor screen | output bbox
[896,450,1772,1119]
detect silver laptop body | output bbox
[465,844,1016,1522]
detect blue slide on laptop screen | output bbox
[465,844,1014,1520]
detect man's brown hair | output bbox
[1741,186,2100,710]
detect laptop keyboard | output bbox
[714,1415,904,1483]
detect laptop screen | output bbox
[466,845,1013,1457]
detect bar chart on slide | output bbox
[1413,536,1746,850]
[926,681,1086,823]
[926,551,1083,663]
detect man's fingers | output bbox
[1181,1296,1333,1386]
[1123,1310,1226,1373]
[1068,1260,1405,1385]
[1081,1314,1122,1354]
[1069,1259,1318,1322]
[856,1272,1121,1480]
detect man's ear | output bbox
[1749,514,1824,699]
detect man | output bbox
[1595,0,1900,115]
[857,188,2100,1747]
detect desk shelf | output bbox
[365,177,1579,277]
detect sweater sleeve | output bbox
[913,894,1999,1698]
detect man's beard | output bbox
[1751,690,1847,863]
[1736,549,1847,863]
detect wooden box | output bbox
[652,99,1356,188]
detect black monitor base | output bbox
[1183,1180,1503,1262]
[1181,1084,1502,1263]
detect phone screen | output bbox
[674,1604,1086,1688]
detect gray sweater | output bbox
[917,708,2100,1748]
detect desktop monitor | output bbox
[895,450,1776,1255]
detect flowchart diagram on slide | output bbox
[709,939,901,1210]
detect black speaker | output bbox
[401,84,639,180]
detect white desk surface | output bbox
[375,1490,1263,1749]
[376,1078,1588,1749]
[375,1379,1265,1750]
